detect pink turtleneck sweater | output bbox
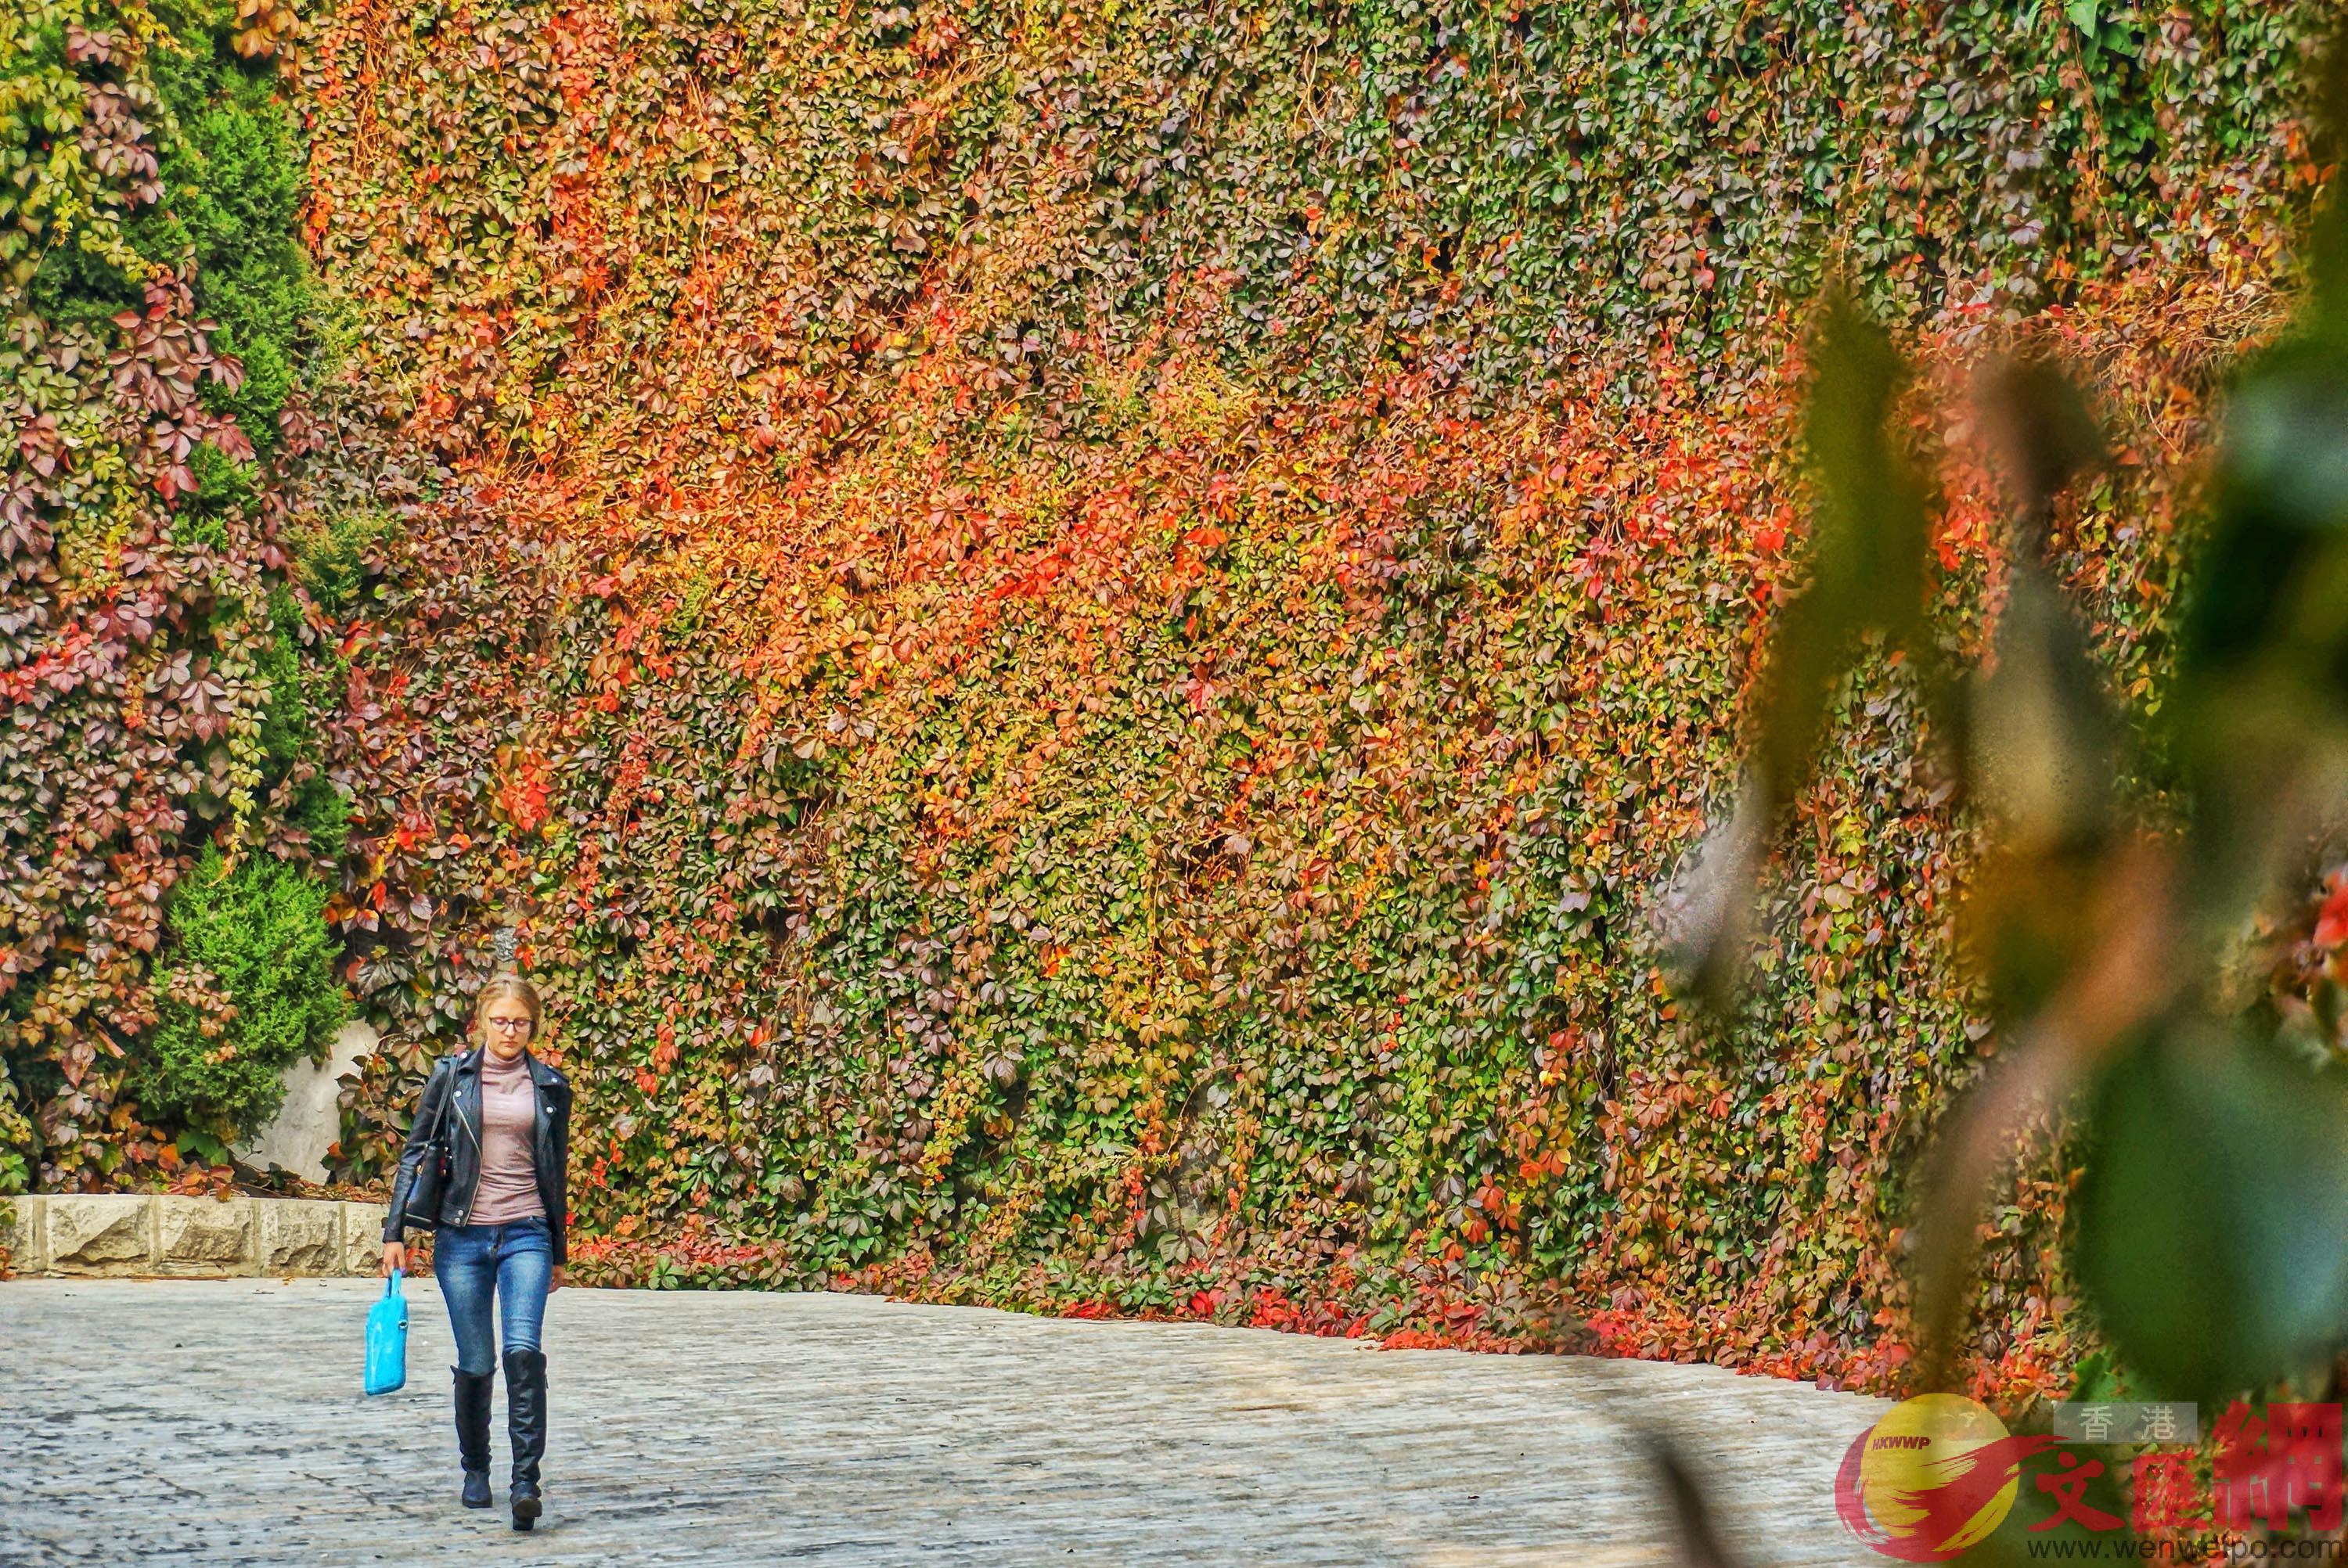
[470,1048,546,1225]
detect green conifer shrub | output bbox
[130,845,348,1142]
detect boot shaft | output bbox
[502,1347,548,1490]
[452,1365,495,1473]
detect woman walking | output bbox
[380,975,574,1531]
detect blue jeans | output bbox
[434,1216,552,1372]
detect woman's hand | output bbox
[549,1265,566,1294]
[380,1241,407,1275]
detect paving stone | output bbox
[41,1195,152,1275]
[155,1197,256,1275]
[0,1278,1889,1566]
[257,1199,338,1275]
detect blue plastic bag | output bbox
[365,1268,409,1395]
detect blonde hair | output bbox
[472,973,544,1048]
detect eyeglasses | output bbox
[484,1017,533,1034]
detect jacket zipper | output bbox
[452,1070,482,1154]
[446,1065,481,1223]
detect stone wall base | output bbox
[2,1194,389,1278]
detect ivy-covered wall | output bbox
[6,0,2331,1394]
[1,0,358,1185]
[292,0,2328,1392]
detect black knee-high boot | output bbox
[502,1347,548,1530]
[452,1366,495,1508]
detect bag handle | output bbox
[386,1062,454,1235]
[421,1059,455,1148]
[383,1267,404,1298]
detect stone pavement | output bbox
[0,1278,1888,1566]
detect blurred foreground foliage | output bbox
[1694,28,2348,1559]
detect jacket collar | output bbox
[456,1044,559,1088]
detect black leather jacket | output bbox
[382,1046,574,1264]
